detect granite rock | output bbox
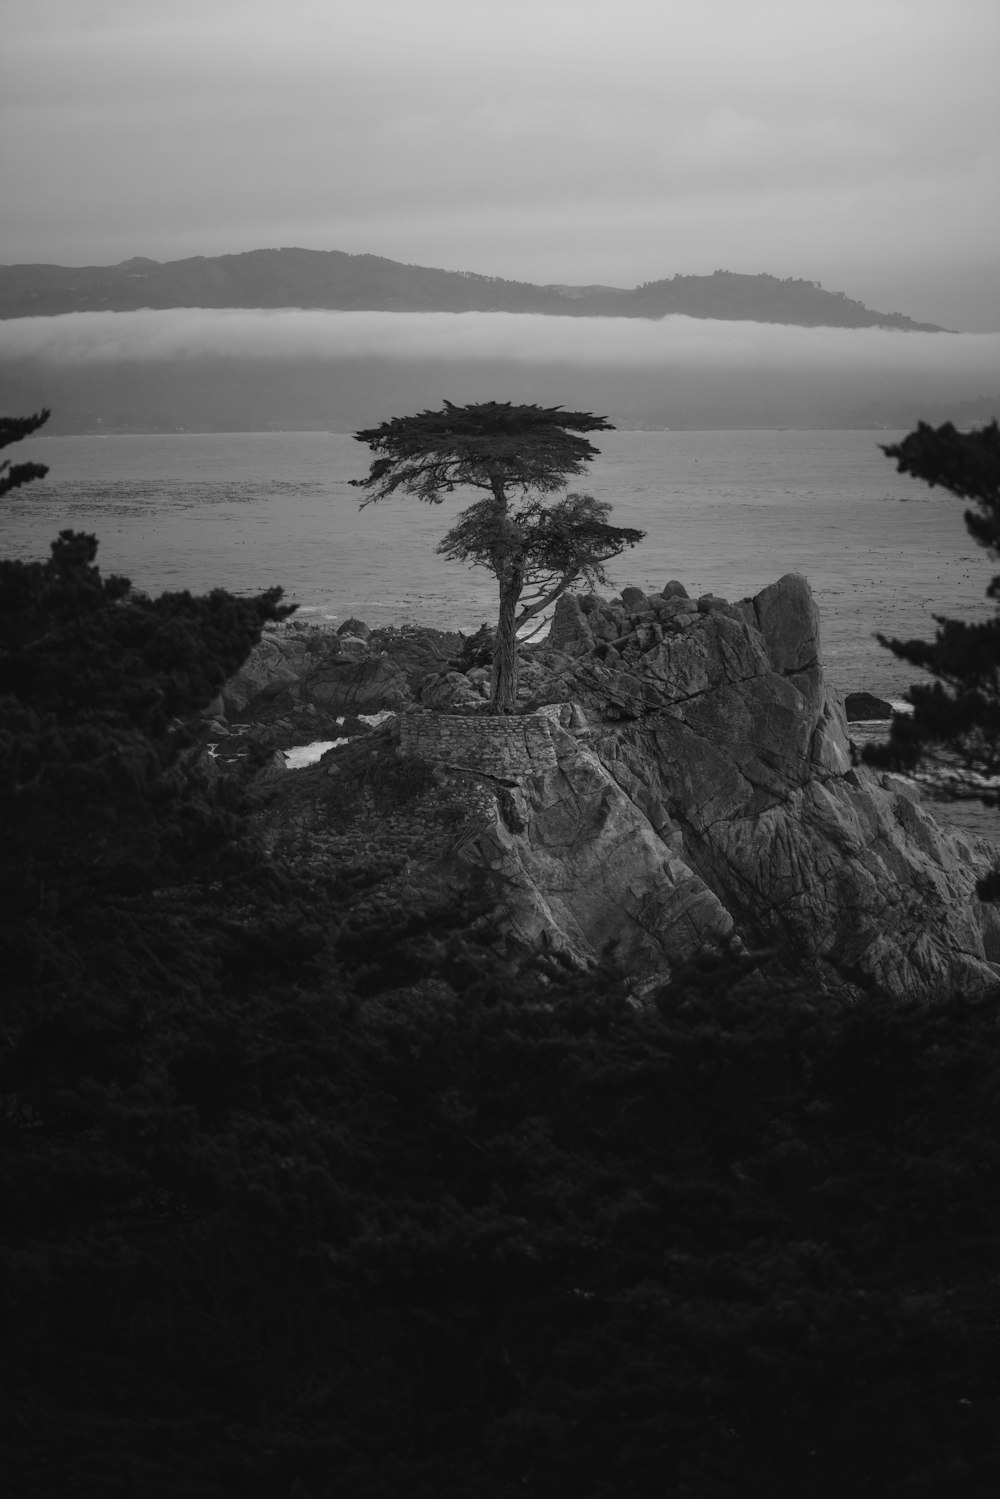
[246,577,1000,999]
[547,593,595,656]
[306,656,410,715]
[456,733,735,972]
[337,617,371,639]
[373,627,467,688]
[222,622,445,719]
[433,577,1000,995]
[845,691,894,721]
[222,633,307,716]
[418,670,484,711]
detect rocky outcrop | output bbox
[221,631,311,716]
[243,578,1000,1000]
[306,656,410,715]
[412,578,1000,997]
[447,714,737,977]
[221,620,465,720]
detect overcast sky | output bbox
[2,0,998,331]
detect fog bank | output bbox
[5,308,999,385]
[3,308,996,433]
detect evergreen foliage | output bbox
[864,420,1000,890]
[351,401,643,710]
[0,407,50,497]
[437,489,645,644]
[0,530,292,1001]
[5,930,1000,1497]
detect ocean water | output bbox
[5,428,992,701]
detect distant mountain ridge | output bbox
[0,248,945,330]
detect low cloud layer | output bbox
[5,309,1000,391]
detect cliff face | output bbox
[233,577,1000,999]
[395,577,997,997]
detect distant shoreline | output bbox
[35,423,909,438]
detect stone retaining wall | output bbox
[399,711,558,779]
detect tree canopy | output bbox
[438,489,645,641]
[351,398,615,506]
[352,401,644,709]
[864,421,1000,778]
[0,406,50,498]
[863,419,1000,892]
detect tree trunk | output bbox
[491,568,522,713]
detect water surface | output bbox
[6,429,990,699]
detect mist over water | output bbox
[7,428,993,701]
[4,306,996,435]
[7,307,999,373]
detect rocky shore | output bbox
[203,576,1000,999]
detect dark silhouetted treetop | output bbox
[864,419,1000,890]
[0,407,49,498]
[0,529,292,729]
[882,419,1000,543]
[0,527,293,932]
[350,399,614,506]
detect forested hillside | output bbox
[0,249,944,330]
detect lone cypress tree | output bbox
[352,400,643,711]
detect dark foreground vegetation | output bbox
[3,416,1000,1497]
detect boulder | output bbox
[418,671,484,711]
[845,691,894,721]
[578,592,608,615]
[305,657,409,715]
[620,585,651,610]
[650,595,697,620]
[335,636,370,661]
[547,593,595,656]
[222,623,472,719]
[751,573,820,674]
[337,617,371,640]
[452,623,495,671]
[375,627,468,687]
[222,633,307,716]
